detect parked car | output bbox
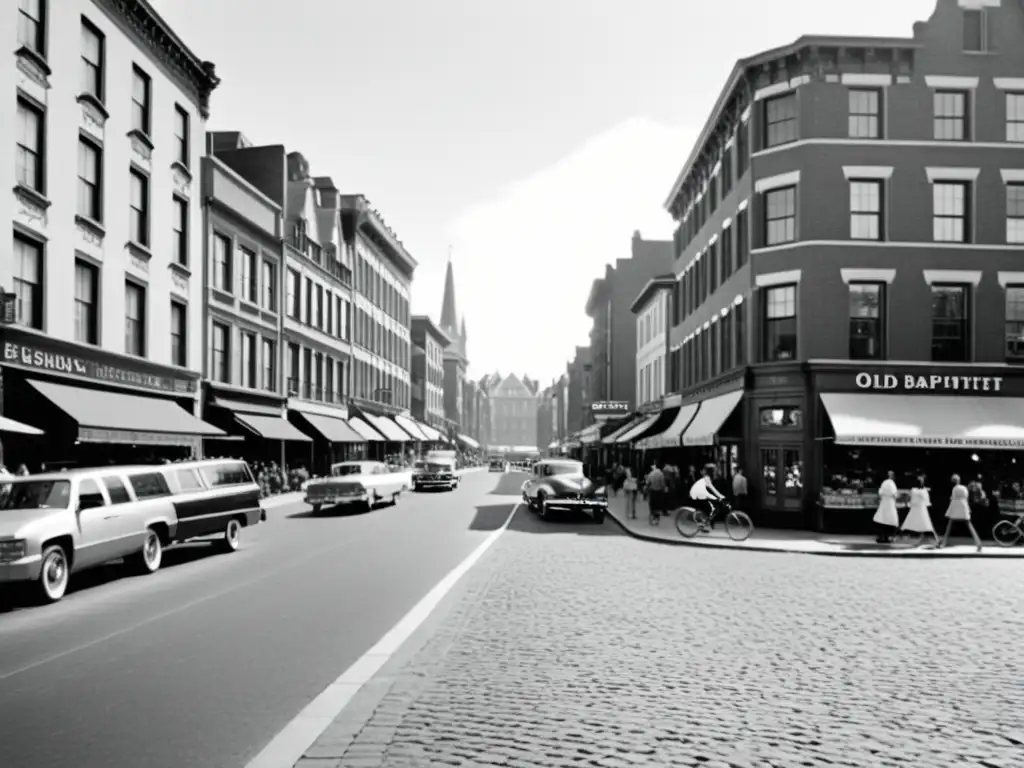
[521,458,608,523]
[488,457,508,473]
[0,459,262,604]
[412,458,459,491]
[303,461,406,515]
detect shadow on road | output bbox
[287,504,374,519]
[469,503,624,536]
[488,473,529,496]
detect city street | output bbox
[0,469,513,768]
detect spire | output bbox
[459,316,467,358]
[440,249,458,334]
[460,316,467,340]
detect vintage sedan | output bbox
[521,459,608,523]
[303,461,406,515]
[412,458,459,491]
[488,457,508,473]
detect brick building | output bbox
[489,373,538,451]
[655,0,1024,527]
[566,346,592,436]
[410,314,450,438]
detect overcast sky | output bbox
[151,0,936,382]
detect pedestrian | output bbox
[732,468,748,512]
[645,461,667,525]
[623,467,638,519]
[901,474,939,546]
[873,470,899,543]
[940,473,983,551]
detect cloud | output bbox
[445,117,695,383]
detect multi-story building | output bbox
[584,232,673,416]
[538,383,555,454]
[566,346,592,435]
[475,385,491,448]
[661,0,1024,526]
[489,373,538,450]
[0,0,225,467]
[632,275,676,407]
[410,314,450,435]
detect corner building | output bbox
[0,0,224,467]
[661,0,1024,530]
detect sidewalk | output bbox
[606,493,1024,558]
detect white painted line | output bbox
[243,502,520,768]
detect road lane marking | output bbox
[243,501,520,768]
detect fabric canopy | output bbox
[821,393,1024,449]
[299,413,366,443]
[602,416,643,444]
[457,433,480,449]
[637,403,699,450]
[616,414,659,444]
[579,424,602,445]
[394,414,429,441]
[362,413,412,441]
[235,414,311,442]
[417,421,444,442]
[0,414,44,435]
[682,390,743,446]
[348,417,385,441]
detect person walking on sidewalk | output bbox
[623,467,638,519]
[732,468,748,512]
[645,462,667,525]
[873,470,900,543]
[902,475,939,546]
[939,474,983,552]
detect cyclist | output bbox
[689,463,727,530]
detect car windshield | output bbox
[0,479,72,510]
[331,465,365,476]
[422,463,447,472]
[545,463,582,476]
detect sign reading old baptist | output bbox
[854,372,1003,393]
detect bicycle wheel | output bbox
[992,520,1023,548]
[724,511,753,541]
[675,507,705,538]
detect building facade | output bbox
[489,373,538,450]
[410,314,451,431]
[660,0,1024,526]
[632,276,675,408]
[0,0,224,467]
[566,346,592,435]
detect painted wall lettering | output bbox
[854,372,1003,393]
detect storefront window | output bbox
[763,285,797,361]
[1005,285,1024,362]
[761,448,778,496]
[760,407,802,428]
[931,284,969,362]
[849,283,884,360]
[784,450,802,499]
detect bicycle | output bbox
[674,499,753,542]
[992,511,1024,547]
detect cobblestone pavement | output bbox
[297,506,1024,768]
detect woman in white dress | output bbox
[873,470,900,543]
[940,474,983,552]
[901,475,938,546]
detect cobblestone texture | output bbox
[302,509,1024,767]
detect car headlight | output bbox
[0,539,27,563]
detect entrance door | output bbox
[759,444,802,512]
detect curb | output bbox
[604,511,1024,559]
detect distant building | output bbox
[410,315,451,431]
[489,373,538,450]
[566,346,592,435]
[631,275,677,407]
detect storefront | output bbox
[0,326,222,469]
[287,399,366,474]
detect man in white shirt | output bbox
[690,464,726,529]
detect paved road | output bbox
[0,469,518,768]
[300,499,1024,768]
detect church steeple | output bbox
[459,316,467,358]
[440,254,458,334]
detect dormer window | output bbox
[963,8,984,52]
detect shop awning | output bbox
[235,414,311,442]
[629,407,679,450]
[579,424,602,445]
[637,403,700,450]
[821,393,1024,449]
[616,414,659,444]
[349,417,385,441]
[416,421,444,442]
[601,417,641,444]
[362,413,412,441]
[298,413,366,443]
[0,415,44,435]
[28,378,224,446]
[457,433,480,449]
[682,390,744,446]
[394,414,429,441]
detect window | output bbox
[131,65,151,134]
[80,19,103,99]
[128,472,170,500]
[963,8,984,52]
[316,284,324,328]
[721,225,733,280]
[170,301,186,366]
[1008,184,1024,244]
[124,281,145,357]
[933,91,967,141]
[848,89,880,139]
[1008,94,1024,142]
[1006,287,1024,362]
[765,186,796,245]
[201,462,252,488]
[849,181,882,240]
[241,332,257,388]
[849,283,884,360]
[212,323,229,383]
[304,277,313,323]
[172,196,187,265]
[262,338,276,391]
[173,469,203,493]
[16,99,44,192]
[262,261,276,311]
[73,260,98,345]
[13,235,42,330]
[721,146,733,196]
[173,105,189,167]
[736,209,748,268]
[18,0,45,54]
[933,182,969,243]
[763,284,797,361]
[129,169,149,245]
[240,246,257,302]
[736,120,749,177]
[101,476,131,505]
[213,233,231,291]
[75,138,102,222]
[287,343,300,390]
[286,268,300,318]
[764,93,797,148]
[931,285,970,362]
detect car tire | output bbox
[593,509,606,525]
[536,492,549,518]
[219,518,242,553]
[310,503,322,516]
[36,543,70,604]
[128,528,163,576]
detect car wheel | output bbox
[593,509,606,525]
[310,503,322,516]
[536,492,549,518]
[219,518,242,553]
[128,528,163,576]
[36,543,70,604]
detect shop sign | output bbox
[854,372,1003,393]
[2,335,197,394]
[591,401,629,419]
[845,435,1024,449]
